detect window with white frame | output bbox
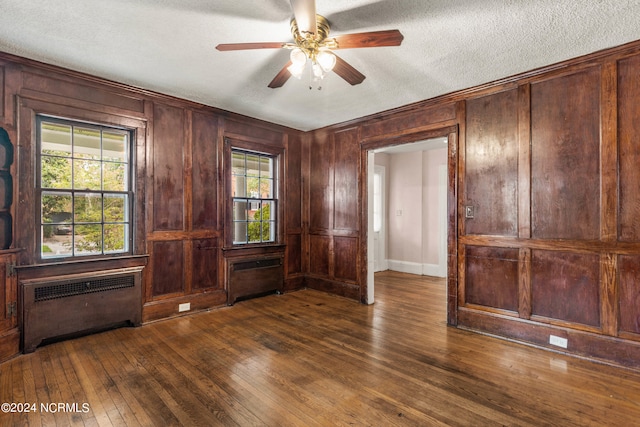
[231,149,277,245]
[37,116,133,259]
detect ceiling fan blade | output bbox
[216,42,286,51]
[333,54,365,86]
[332,30,404,49]
[268,61,293,88]
[290,0,317,36]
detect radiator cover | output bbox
[21,267,143,353]
[227,256,283,305]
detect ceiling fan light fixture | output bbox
[316,50,336,72]
[287,61,306,79]
[290,48,307,66]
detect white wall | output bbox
[384,147,447,277]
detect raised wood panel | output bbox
[224,119,283,144]
[465,90,518,236]
[309,131,333,231]
[0,65,4,118]
[618,255,640,335]
[465,246,518,312]
[151,240,185,297]
[618,54,640,242]
[286,234,302,275]
[530,68,601,240]
[333,128,359,231]
[334,236,358,282]
[531,250,600,327]
[152,103,185,231]
[286,133,303,230]
[191,111,218,230]
[361,102,456,139]
[309,234,330,276]
[21,71,145,113]
[191,238,219,291]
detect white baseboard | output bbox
[387,259,446,278]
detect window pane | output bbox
[264,221,275,242]
[41,192,72,224]
[74,224,102,255]
[233,222,247,244]
[74,126,101,160]
[232,175,246,197]
[247,177,259,198]
[104,194,128,222]
[41,156,72,189]
[248,220,261,243]
[42,224,73,258]
[246,154,260,177]
[74,193,103,223]
[261,201,275,221]
[41,122,72,156]
[233,200,248,221]
[260,156,273,178]
[104,224,127,253]
[103,162,127,191]
[74,159,102,190]
[260,178,273,198]
[102,130,128,162]
[232,152,245,175]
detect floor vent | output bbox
[21,267,144,353]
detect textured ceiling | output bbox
[2,1,640,131]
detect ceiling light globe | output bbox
[290,48,307,66]
[317,51,336,72]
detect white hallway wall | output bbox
[383,147,447,277]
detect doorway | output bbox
[366,136,449,304]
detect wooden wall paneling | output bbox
[531,250,600,328]
[224,119,284,144]
[465,90,519,236]
[309,234,331,276]
[191,238,219,291]
[447,128,459,326]
[333,236,358,282]
[333,128,359,232]
[151,240,185,297]
[152,103,185,231]
[309,130,333,232]
[16,102,36,264]
[618,255,640,336]
[518,248,532,319]
[465,246,519,312]
[183,111,193,234]
[360,102,456,141]
[286,234,302,275]
[191,110,218,230]
[530,67,601,240]
[600,253,618,336]
[617,53,640,241]
[600,60,618,242]
[0,64,4,120]
[517,84,531,239]
[286,132,303,231]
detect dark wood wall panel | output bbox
[0,65,4,118]
[152,103,185,231]
[191,238,219,291]
[286,234,302,275]
[530,68,601,240]
[618,255,640,335]
[334,237,358,282]
[465,90,519,236]
[224,119,283,144]
[151,240,185,297]
[309,131,332,231]
[531,250,600,327]
[360,103,456,140]
[286,133,302,230]
[21,72,145,113]
[618,54,640,242]
[465,246,518,312]
[333,128,359,231]
[309,234,330,276]
[191,111,218,230]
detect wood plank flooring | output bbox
[2,270,640,426]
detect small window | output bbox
[231,149,277,245]
[37,116,133,259]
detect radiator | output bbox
[227,256,283,305]
[21,267,143,353]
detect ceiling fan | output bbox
[215,0,404,88]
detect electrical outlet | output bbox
[549,335,568,348]
[178,302,191,312]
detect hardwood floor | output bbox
[2,270,640,426]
